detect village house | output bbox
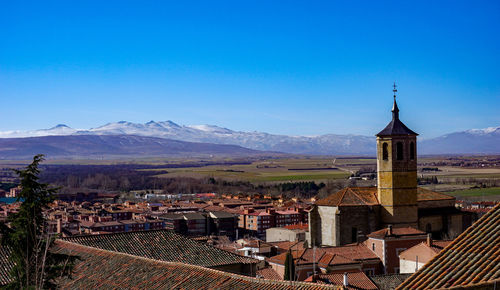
[398,203,500,289]
[398,237,451,274]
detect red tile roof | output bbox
[268,244,379,267]
[53,240,339,289]
[284,223,309,230]
[316,187,455,207]
[64,229,256,268]
[366,227,426,239]
[416,187,455,201]
[304,272,378,289]
[268,241,305,252]
[398,203,500,289]
[256,267,282,280]
[316,187,379,206]
[399,240,451,263]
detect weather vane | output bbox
[393,82,398,100]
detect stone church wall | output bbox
[338,205,380,245]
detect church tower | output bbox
[376,84,418,228]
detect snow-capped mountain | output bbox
[0,135,263,159]
[1,121,499,155]
[0,124,78,138]
[419,126,500,154]
[78,121,375,155]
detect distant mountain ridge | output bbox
[0,135,265,159]
[0,121,499,156]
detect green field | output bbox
[446,187,500,197]
[149,157,352,183]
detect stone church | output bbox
[307,90,470,247]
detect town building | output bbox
[267,244,383,281]
[308,90,472,247]
[7,186,21,198]
[365,226,428,274]
[266,224,308,242]
[398,237,451,274]
[398,203,500,289]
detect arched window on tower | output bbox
[382,143,389,160]
[396,142,404,160]
[410,142,415,160]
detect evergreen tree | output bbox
[0,155,75,289]
[283,250,296,281]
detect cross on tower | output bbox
[393,82,398,99]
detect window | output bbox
[382,143,389,160]
[410,142,415,160]
[372,243,375,251]
[396,142,404,160]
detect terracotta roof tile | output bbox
[398,203,500,289]
[63,229,256,268]
[53,240,339,289]
[367,227,426,239]
[256,267,282,280]
[305,272,378,289]
[316,187,455,207]
[416,187,455,201]
[316,187,379,206]
[370,274,412,289]
[268,244,378,266]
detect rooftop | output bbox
[316,187,455,207]
[366,227,426,239]
[51,240,340,289]
[304,272,378,290]
[63,229,257,268]
[268,244,378,267]
[376,97,418,137]
[398,203,500,289]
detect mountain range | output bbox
[0,121,498,158]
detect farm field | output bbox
[446,187,500,197]
[150,157,353,183]
[1,155,498,193]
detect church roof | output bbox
[376,117,418,136]
[315,187,454,207]
[397,203,500,289]
[316,187,379,207]
[376,98,418,137]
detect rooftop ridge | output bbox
[55,240,339,289]
[63,229,258,267]
[316,186,454,207]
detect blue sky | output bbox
[1,1,499,138]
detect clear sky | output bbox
[1,1,499,138]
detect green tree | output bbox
[283,250,296,281]
[0,155,75,289]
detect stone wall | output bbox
[338,205,380,245]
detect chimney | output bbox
[388,225,393,236]
[427,233,432,247]
[56,219,62,234]
[343,272,349,287]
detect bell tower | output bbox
[376,84,418,228]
